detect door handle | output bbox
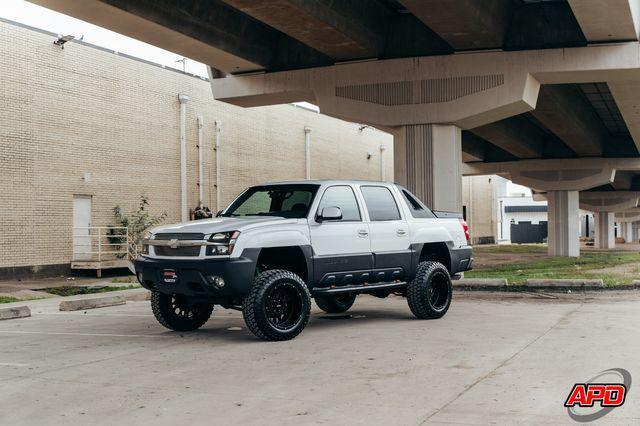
[357,229,369,237]
[396,228,407,236]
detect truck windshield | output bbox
[221,184,320,219]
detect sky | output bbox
[2,0,532,197]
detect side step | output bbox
[312,281,406,295]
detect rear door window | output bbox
[360,186,401,221]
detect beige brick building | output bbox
[461,175,503,245]
[0,18,393,278]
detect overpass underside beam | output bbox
[393,124,462,213]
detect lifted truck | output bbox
[135,180,472,341]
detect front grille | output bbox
[155,233,205,240]
[155,247,201,257]
[153,233,204,257]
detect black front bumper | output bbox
[450,246,473,275]
[134,249,259,299]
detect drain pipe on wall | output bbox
[197,116,204,208]
[215,120,222,212]
[304,127,312,179]
[178,94,189,222]
[379,144,386,181]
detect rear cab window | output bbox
[398,187,435,219]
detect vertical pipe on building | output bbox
[304,127,312,179]
[178,94,190,222]
[379,144,386,181]
[215,120,222,212]
[197,116,204,208]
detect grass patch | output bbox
[40,284,141,297]
[472,244,547,254]
[467,250,640,286]
[111,276,137,284]
[0,296,21,304]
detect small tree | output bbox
[107,194,167,257]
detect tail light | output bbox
[459,219,470,244]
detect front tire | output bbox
[151,292,213,331]
[315,293,356,313]
[407,261,452,319]
[243,269,311,341]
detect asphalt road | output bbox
[1,292,639,425]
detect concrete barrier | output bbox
[0,306,31,320]
[525,279,604,288]
[455,278,508,288]
[59,295,126,311]
[123,290,151,302]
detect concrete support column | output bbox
[594,212,615,249]
[393,124,462,212]
[623,222,634,243]
[547,190,580,257]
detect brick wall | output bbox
[0,19,393,272]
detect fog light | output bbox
[207,275,225,288]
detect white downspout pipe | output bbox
[379,144,386,181]
[304,126,312,180]
[197,116,204,208]
[178,94,190,222]
[215,120,222,212]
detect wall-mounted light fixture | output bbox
[53,35,75,49]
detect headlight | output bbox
[141,231,154,255]
[206,231,240,256]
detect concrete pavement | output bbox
[1,293,639,425]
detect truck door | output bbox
[358,185,412,280]
[309,185,373,287]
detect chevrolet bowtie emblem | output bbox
[169,239,179,249]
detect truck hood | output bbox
[150,216,292,235]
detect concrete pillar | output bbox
[393,124,462,212]
[594,212,615,249]
[624,222,634,243]
[547,190,580,257]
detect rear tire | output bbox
[151,291,213,331]
[315,293,356,313]
[407,261,452,319]
[243,269,311,341]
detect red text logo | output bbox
[565,383,627,408]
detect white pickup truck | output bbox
[135,180,472,341]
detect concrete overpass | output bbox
[30,0,640,256]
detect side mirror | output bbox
[318,206,342,222]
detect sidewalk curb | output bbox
[454,282,640,292]
[0,305,31,320]
[59,295,126,311]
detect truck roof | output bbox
[260,179,398,186]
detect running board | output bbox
[312,281,406,295]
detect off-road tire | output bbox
[151,291,213,331]
[315,293,356,313]
[407,261,452,319]
[243,269,311,341]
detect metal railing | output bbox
[72,226,136,262]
